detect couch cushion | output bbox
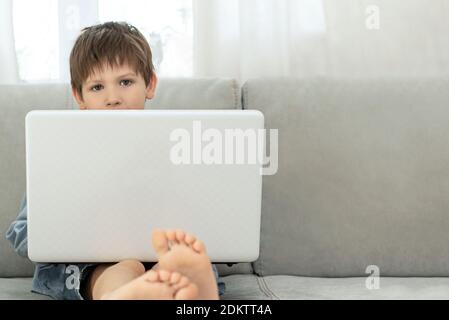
[0,278,51,300]
[0,275,263,300]
[219,274,273,300]
[0,79,244,278]
[0,84,70,278]
[146,78,241,110]
[263,276,449,300]
[244,77,449,277]
[4,275,449,300]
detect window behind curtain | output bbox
[13,0,193,83]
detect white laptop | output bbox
[26,110,263,263]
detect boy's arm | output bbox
[5,193,29,258]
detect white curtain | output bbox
[3,0,449,84]
[5,0,191,83]
[0,0,19,84]
[193,0,449,82]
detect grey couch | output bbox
[2,77,449,300]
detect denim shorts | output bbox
[31,262,225,300]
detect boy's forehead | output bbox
[86,62,138,82]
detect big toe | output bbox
[173,276,199,300]
[175,283,199,300]
[152,229,170,258]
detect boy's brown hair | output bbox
[70,21,155,99]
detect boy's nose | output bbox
[106,98,122,107]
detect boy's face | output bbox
[72,62,157,110]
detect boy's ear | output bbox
[145,73,158,100]
[72,87,87,110]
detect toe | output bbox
[152,229,170,258]
[166,230,177,243]
[170,272,182,285]
[185,233,196,246]
[192,239,206,254]
[176,275,190,289]
[175,283,199,300]
[175,229,186,243]
[158,270,171,282]
[143,270,158,282]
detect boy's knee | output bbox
[115,260,145,275]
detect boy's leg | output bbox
[87,260,145,300]
[86,259,199,300]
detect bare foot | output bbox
[152,229,219,300]
[101,269,198,300]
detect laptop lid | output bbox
[26,110,263,263]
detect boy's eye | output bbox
[89,80,133,91]
[120,79,133,87]
[91,84,103,92]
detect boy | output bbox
[6,21,225,300]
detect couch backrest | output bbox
[0,78,252,277]
[245,77,449,277]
